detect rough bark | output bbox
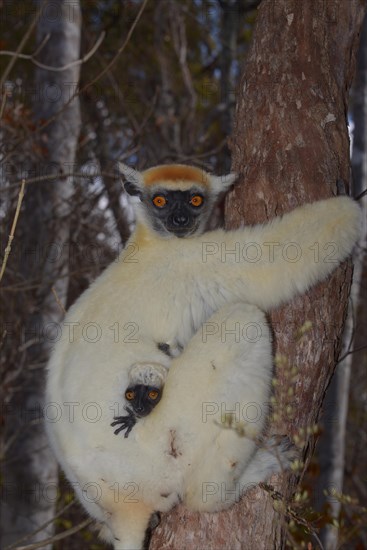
[150,1,365,548]
[0,1,81,547]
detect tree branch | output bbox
[8,518,93,550]
[0,179,26,285]
[0,0,45,89]
[0,32,105,72]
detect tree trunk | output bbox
[150,1,366,548]
[93,99,131,244]
[0,1,81,547]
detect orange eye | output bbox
[190,195,203,207]
[153,196,167,208]
[148,390,159,400]
[125,390,135,401]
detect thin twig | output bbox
[0,32,105,72]
[10,518,93,550]
[4,500,77,550]
[337,344,367,363]
[76,0,148,96]
[0,85,9,118]
[5,170,118,190]
[0,179,26,284]
[31,32,50,57]
[355,188,367,201]
[0,1,45,90]
[51,287,66,315]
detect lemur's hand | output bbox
[111,407,137,438]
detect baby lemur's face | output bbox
[125,384,162,417]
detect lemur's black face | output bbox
[125,384,162,417]
[144,189,207,237]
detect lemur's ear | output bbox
[210,173,237,195]
[119,163,145,197]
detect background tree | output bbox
[0,0,81,546]
[316,13,367,550]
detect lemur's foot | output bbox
[262,434,300,470]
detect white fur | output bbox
[119,162,145,188]
[45,166,361,549]
[128,362,168,387]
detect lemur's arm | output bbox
[191,196,361,311]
